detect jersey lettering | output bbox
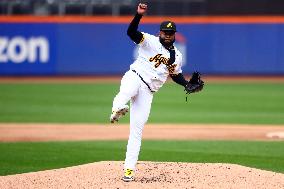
[149,54,169,68]
[149,53,177,74]
[167,64,177,74]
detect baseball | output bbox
[139,3,147,9]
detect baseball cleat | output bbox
[110,105,129,123]
[122,169,134,182]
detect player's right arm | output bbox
[127,3,148,44]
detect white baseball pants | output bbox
[112,70,153,170]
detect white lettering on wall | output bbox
[0,37,8,62]
[8,37,28,63]
[0,36,49,63]
[28,37,49,63]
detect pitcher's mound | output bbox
[0,161,283,189]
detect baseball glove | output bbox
[184,71,204,94]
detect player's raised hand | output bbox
[137,3,147,15]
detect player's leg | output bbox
[110,70,141,123]
[123,85,153,181]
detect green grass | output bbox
[151,82,284,124]
[0,82,284,124]
[1,82,283,177]
[0,140,283,176]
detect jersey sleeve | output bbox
[127,13,144,44]
[138,32,154,47]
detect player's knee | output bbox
[135,117,148,127]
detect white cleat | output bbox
[110,105,129,123]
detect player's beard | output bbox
[159,36,175,48]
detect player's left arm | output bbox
[171,72,204,95]
[169,51,187,87]
[170,73,188,87]
[170,48,204,94]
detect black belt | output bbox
[132,70,154,93]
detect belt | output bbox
[132,70,154,93]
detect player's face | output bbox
[159,30,176,47]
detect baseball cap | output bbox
[160,21,177,32]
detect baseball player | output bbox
[110,3,204,182]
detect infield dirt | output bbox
[0,123,284,188]
[1,123,284,142]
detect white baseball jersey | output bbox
[130,32,183,92]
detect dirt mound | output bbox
[0,161,283,189]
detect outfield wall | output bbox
[0,16,284,76]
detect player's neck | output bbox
[163,44,174,50]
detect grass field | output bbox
[0,81,284,176]
[0,82,284,124]
[0,140,284,176]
